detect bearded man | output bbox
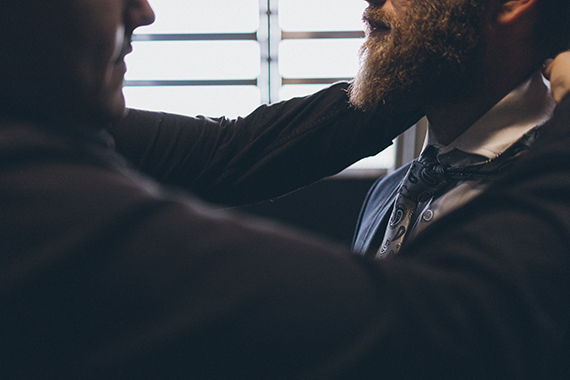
[350,0,570,256]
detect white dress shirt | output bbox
[409,69,556,238]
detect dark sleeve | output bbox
[110,82,422,204]
[80,96,569,379]
[79,97,570,380]
[9,100,569,379]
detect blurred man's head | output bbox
[349,0,570,112]
[0,0,155,128]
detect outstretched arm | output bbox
[110,83,422,205]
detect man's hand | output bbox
[544,51,570,103]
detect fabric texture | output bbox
[377,127,542,258]
[1,85,569,379]
[353,71,553,256]
[377,145,453,257]
[111,82,421,206]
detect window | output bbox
[125,0,398,171]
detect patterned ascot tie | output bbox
[376,125,542,259]
[377,145,449,258]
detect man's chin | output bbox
[101,93,127,125]
[349,49,423,112]
[77,102,126,130]
[348,74,386,112]
[349,81,420,113]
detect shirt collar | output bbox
[425,69,556,167]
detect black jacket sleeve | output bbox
[5,96,569,380]
[94,97,570,379]
[103,95,570,380]
[110,82,422,204]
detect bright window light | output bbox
[140,0,259,34]
[123,85,261,119]
[279,39,361,79]
[279,0,366,31]
[125,41,260,81]
[123,0,395,170]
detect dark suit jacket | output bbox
[353,123,543,255]
[1,86,569,379]
[0,83,423,379]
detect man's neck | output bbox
[424,95,501,146]
[424,66,539,146]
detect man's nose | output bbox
[127,0,156,30]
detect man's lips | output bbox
[111,26,134,66]
[114,44,133,66]
[364,16,391,34]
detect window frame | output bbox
[125,0,423,173]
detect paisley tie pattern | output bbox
[376,125,542,259]
[377,146,450,258]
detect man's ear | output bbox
[495,0,538,25]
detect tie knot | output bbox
[398,146,451,203]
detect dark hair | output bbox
[535,0,570,58]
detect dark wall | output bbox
[237,177,379,247]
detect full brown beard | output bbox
[349,0,489,112]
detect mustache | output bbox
[362,7,396,33]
